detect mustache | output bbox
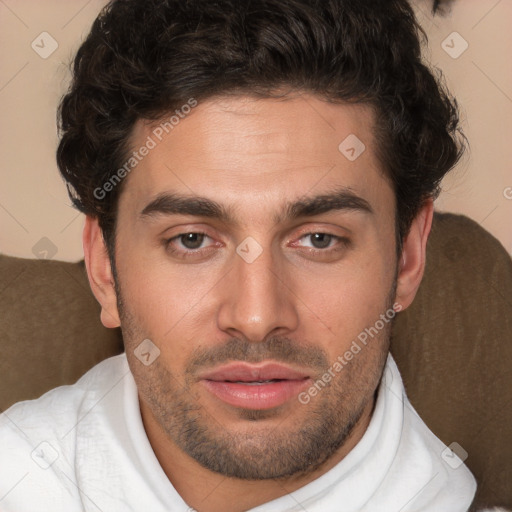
[186,336,329,374]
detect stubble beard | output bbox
[115,274,394,480]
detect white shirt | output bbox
[0,352,477,512]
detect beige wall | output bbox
[413,0,512,258]
[0,0,511,262]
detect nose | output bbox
[216,239,299,343]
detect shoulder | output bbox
[0,354,129,511]
[0,353,128,439]
[380,354,477,510]
[397,395,477,509]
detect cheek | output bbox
[115,249,219,369]
[294,248,395,350]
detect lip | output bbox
[198,362,312,410]
[198,362,310,382]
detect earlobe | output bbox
[83,216,121,328]
[394,199,434,311]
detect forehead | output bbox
[119,93,392,221]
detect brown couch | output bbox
[1,212,511,508]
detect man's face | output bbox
[112,93,398,480]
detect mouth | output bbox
[198,362,312,410]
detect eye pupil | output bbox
[311,233,331,249]
[181,233,204,249]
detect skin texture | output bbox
[83,92,433,512]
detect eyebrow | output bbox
[139,187,373,225]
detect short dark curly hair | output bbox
[57,0,465,264]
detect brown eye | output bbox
[164,232,215,259]
[179,233,206,250]
[297,232,339,250]
[290,231,352,260]
[308,233,334,249]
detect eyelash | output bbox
[163,231,351,259]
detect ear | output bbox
[83,216,121,328]
[394,199,434,311]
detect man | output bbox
[0,0,479,510]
